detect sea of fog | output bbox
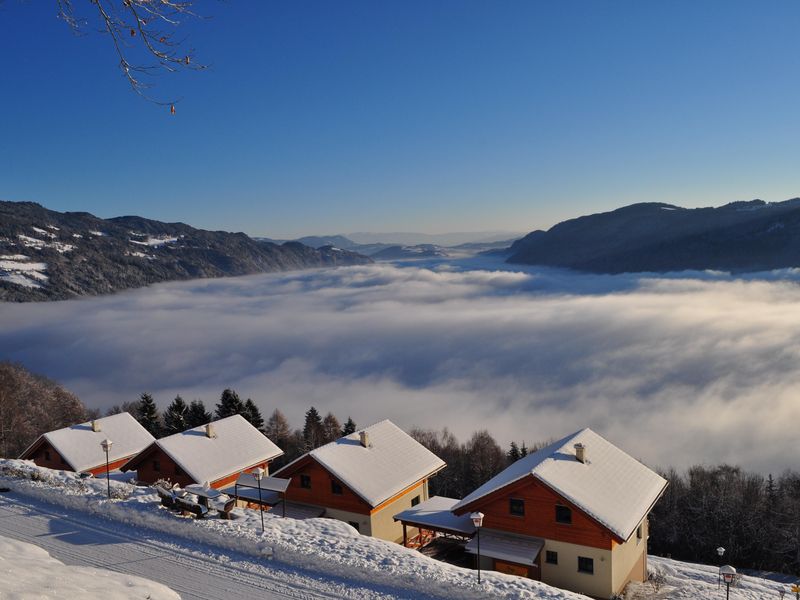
[3,254,800,474]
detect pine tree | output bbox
[507,441,521,464]
[215,388,245,420]
[342,417,357,435]
[303,406,324,450]
[163,395,188,435]
[520,442,528,457]
[321,412,342,443]
[136,392,162,437]
[243,399,265,431]
[185,400,212,428]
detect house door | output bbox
[494,560,531,578]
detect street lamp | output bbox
[717,547,725,588]
[100,438,113,499]
[253,467,265,534]
[470,511,485,584]
[720,565,736,600]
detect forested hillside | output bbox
[0,362,91,457]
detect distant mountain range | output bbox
[0,202,371,302]
[507,199,800,273]
[258,234,520,259]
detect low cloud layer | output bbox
[3,258,800,473]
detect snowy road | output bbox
[0,491,424,600]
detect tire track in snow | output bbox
[0,493,410,600]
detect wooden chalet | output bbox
[122,414,283,489]
[449,428,668,599]
[19,412,155,476]
[273,419,446,542]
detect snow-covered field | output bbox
[0,535,180,599]
[0,255,48,288]
[0,459,793,599]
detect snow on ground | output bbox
[0,256,48,288]
[0,460,791,599]
[625,556,792,599]
[32,226,57,238]
[129,235,179,247]
[17,234,75,253]
[0,535,180,599]
[0,460,585,600]
[89,230,105,236]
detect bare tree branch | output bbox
[56,0,206,107]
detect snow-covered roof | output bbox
[276,420,445,508]
[153,415,283,485]
[452,428,668,541]
[393,496,475,535]
[28,413,154,473]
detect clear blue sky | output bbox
[2,1,800,237]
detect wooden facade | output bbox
[456,475,618,549]
[280,455,372,514]
[23,438,133,476]
[124,443,271,489]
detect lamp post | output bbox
[253,467,265,534]
[717,547,725,589]
[720,565,736,600]
[470,511,485,584]
[100,438,113,499]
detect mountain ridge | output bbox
[507,198,800,273]
[0,201,372,302]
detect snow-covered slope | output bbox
[0,535,180,599]
[0,459,586,600]
[627,555,791,599]
[0,459,791,599]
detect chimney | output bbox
[574,442,587,464]
[359,430,371,448]
[205,423,216,438]
[91,420,101,433]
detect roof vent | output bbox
[574,443,587,464]
[91,420,101,433]
[359,430,371,448]
[205,423,216,439]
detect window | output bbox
[153,459,161,472]
[44,450,51,461]
[411,495,421,507]
[578,556,594,574]
[348,521,360,532]
[545,551,558,565]
[509,498,525,516]
[555,504,572,524]
[300,474,311,489]
[636,524,643,542]
[331,480,343,495]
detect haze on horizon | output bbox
[3,1,800,237]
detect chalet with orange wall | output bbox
[122,414,283,489]
[274,420,445,542]
[452,429,667,599]
[19,412,154,476]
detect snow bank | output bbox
[0,535,180,599]
[627,556,790,599]
[0,459,585,600]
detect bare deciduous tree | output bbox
[56,0,206,105]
